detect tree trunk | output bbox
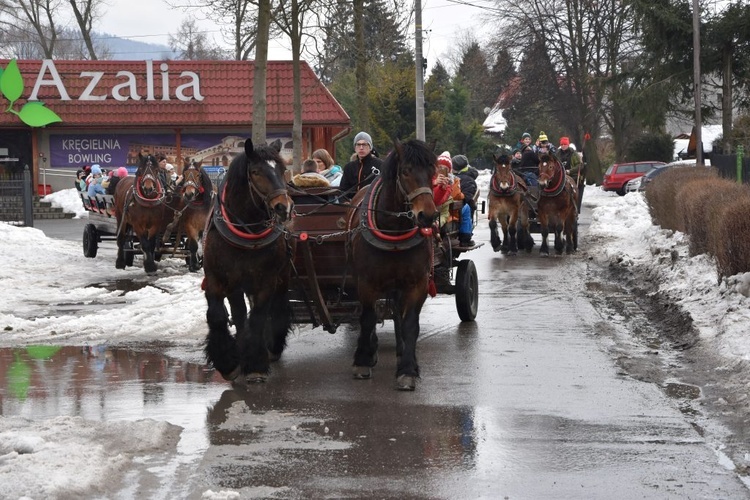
[291,0,303,173]
[68,0,98,60]
[353,0,368,131]
[253,0,271,146]
[722,48,732,154]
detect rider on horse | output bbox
[557,137,585,211]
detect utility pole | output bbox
[415,0,425,141]
[692,0,703,166]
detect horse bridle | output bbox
[134,156,165,203]
[246,160,289,216]
[395,165,433,213]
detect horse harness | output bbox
[207,175,290,251]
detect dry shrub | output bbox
[676,177,745,256]
[645,167,717,231]
[716,195,750,280]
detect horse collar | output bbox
[359,177,427,252]
[212,181,283,250]
[540,163,566,197]
[134,176,165,206]
[490,171,518,197]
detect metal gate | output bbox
[0,166,33,226]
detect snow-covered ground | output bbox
[2,180,750,497]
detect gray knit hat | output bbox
[353,131,373,149]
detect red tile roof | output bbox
[0,59,350,128]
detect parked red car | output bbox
[602,161,666,195]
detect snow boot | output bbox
[459,233,475,247]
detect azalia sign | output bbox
[0,58,205,127]
[0,59,62,127]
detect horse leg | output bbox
[508,209,519,255]
[538,212,550,256]
[139,234,158,274]
[489,218,502,252]
[239,294,272,383]
[389,291,404,360]
[115,224,127,269]
[395,287,426,391]
[517,206,534,252]
[205,290,241,381]
[186,232,200,272]
[500,215,511,254]
[265,288,291,361]
[554,221,564,255]
[353,291,379,380]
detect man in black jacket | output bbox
[451,154,478,246]
[339,131,382,196]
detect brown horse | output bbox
[173,158,213,272]
[202,138,295,383]
[537,153,578,255]
[488,153,534,254]
[346,139,438,391]
[114,152,170,274]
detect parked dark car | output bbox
[602,161,666,195]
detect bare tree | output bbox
[0,0,61,58]
[273,0,317,169]
[253,0,271,145]
[67,0,101,59]
[169,18,228,60]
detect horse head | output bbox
[243,138,293,223]
[135,152,163,198]
[538,153,561,188]
[387,139,438,229]
[180,157,204,203]
[493,153,515,190]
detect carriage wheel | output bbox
[455,260,478,322]
[83,224,98,258]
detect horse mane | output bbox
[539,152,559,165]
[380,139,436,181]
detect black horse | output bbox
[346,139,438,390]
[202,138,295,383]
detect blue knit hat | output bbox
[91,164,102,175]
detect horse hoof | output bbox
[396,374,416,391]
[220,365,242,382]
[492,244,502,252]
[353,366,372,379]
[246,372,268,383]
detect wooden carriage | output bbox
[288,187,481,333]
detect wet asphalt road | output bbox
[4,215,749,498]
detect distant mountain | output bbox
[95,33,177,60]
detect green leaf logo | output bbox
[1,58,63,127]
[0,59,23,103]
[19,101,62,127]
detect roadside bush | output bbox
[715,196,750,281]
[645,167,717,231]
[676,177,747,256]
[626,133,674,163]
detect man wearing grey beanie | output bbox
[339,131,382,194]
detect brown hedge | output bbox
[676,177,748,257]
[715,196,750,280]
[645,167,717,231]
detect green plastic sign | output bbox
[1,59,62,127]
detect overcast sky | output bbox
[96,0,492,74]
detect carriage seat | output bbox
[289,185,344,206]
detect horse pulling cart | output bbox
[288,187,481,334]
[79,191,193,265]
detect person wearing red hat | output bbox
[557,136,585,211]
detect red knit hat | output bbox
[437,151,452,169]
[559,137,570,146]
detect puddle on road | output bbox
[0,344,226,462]
[86,278,166,293]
